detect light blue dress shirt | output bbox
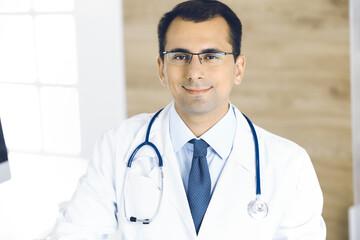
[169,104,237,195]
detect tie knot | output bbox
[190,139,209,157]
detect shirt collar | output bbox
[169,103,237,160]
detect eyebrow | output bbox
[168,48,223,54]
[168,48,190,53]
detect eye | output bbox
[203,53,221,60]
[172,53,190,61]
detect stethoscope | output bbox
[123,108,268,224]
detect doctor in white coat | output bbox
[51,0,326,239]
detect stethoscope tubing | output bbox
[127,141,163,168]
[123,109,164,224]
[242,114,261,196]
[123,108,268,223]
[127,109,164,168]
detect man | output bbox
[51,0,326,239]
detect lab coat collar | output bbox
[231,107,267,180]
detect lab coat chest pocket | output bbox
[123,154,162,220]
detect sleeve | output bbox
[273,150,326,240]
[50,129,119,240]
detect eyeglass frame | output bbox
[161,50,239,65]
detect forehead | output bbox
[165,17,232,51]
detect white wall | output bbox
[349,0,360,239]
[76,0,126,159]
[0,0,126,239]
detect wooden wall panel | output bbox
[123,0,351,239]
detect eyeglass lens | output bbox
[166,52,227,65]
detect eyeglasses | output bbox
[162,51,238,66]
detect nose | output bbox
[186,54,204,80]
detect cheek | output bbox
[164,67,183,85]
[212,66,237,87]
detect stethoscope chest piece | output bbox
[247,196,269,219]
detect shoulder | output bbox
[88,112,157,171]
[105,104,172,140]
[114,113,152,135]
[97,104,172,154]
[232,105,310,172]
[232,105,306,156]
[100,113,153,145]
[255,126,306,156]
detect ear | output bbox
[234,55,246,85]
[157,56,167,86]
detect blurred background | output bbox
[0,0,358,239]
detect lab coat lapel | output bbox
[149,104,196,237]
[198,109,258,238]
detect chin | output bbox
[184,103,215,116]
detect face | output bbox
[157,17,245,120]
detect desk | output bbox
[0,153,87,240]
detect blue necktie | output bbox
[187,139,211,234]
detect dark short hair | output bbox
[157,0,242,61]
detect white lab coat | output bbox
[51,103,326,240]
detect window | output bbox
[0,1,126,238]
[0,0,81,155]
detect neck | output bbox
[175,104,229,137]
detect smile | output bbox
[182,86,213,95]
